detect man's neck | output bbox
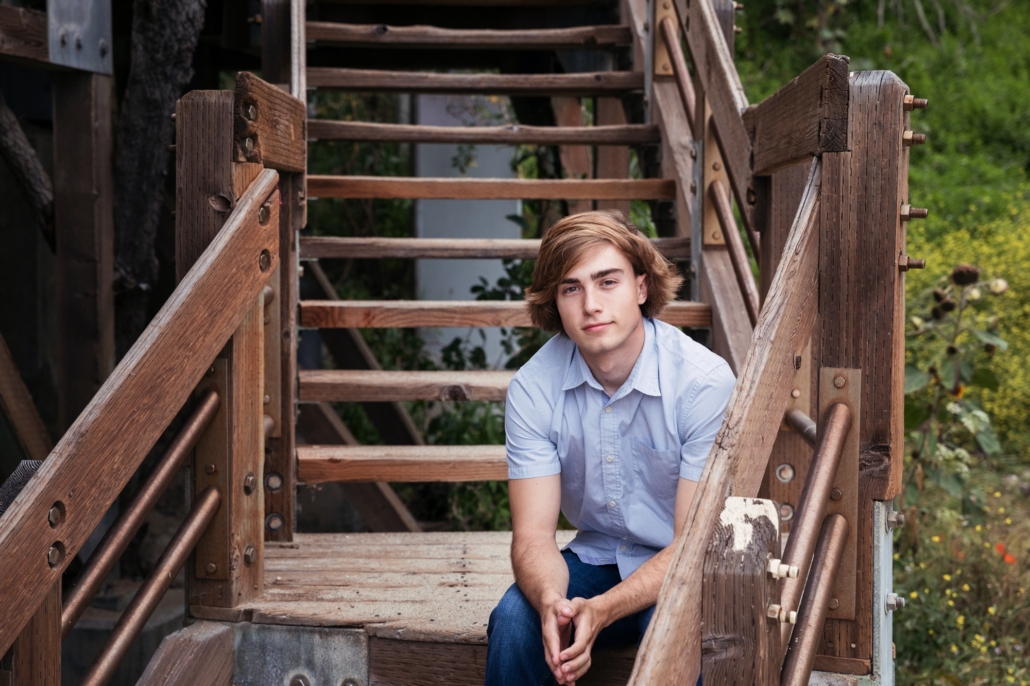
[580,318,646,397]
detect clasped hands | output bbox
[541,594,611,685]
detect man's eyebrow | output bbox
[590,267,624,280]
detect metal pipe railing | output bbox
[781,514,850,685]
[783,407,817,448]
[779,402,852,647]
[79,486,222,686]
[710,179,760,326]
[61,390,221,638]
[659,16,696,135]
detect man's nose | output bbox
[582,287,602,314]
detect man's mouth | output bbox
[582,322,612,333]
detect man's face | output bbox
[555,243,647,359]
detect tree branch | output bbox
[0,88,55,251]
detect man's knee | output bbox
[487,584,541,649]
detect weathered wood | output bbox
[4,582,60,686]
[551,96,593,214]
[300,299,711,329]
[0,332,52,461]
[595,97,631,214]
[300,370,514,403]
[743,55,850,176]
[307,68,643,95]
[307,120,660,145]
[307,22,632,49]
[710,180,759,326]
[811,655,872,675]
[0,87,53,249]
[0,168,279,655]
[300,235,690,260]
[307,176,675,200]
[136,622,234,686]
[52,73,115,431]
[233,72,307,173]
[262,0,306,98]
[630,159,821,685]
[0,6,47,65]
[701,498,780,685]
[298,444,508,482]
[658,15,696,134]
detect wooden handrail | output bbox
[659,16,696,135]
[0,169,280,655]
[709,180,760,326]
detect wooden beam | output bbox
[743,55,850,176]
[0,168,279,656]
[306,22,632,49]
[0,6,47,66]
[299,369,514,403]
[3,582,60,685]
[234,72,307,173]
[551,96,593,214]
[298,444,508,483]
[0,332,52,461]
[300,236,689,260]
[136,622,233,686]
[307,68,643,95]
[595,97,631,215]
[630,159,821,686]
[307,176,675,200]
[0,88,54,250]
[262,0,306,99]
[307,120,661,145]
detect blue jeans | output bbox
[485,551,702,686]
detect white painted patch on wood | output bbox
[718,497,779,552]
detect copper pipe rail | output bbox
[783,407,817,448]
[710,180,760,326]
[61,390,221,638]
[659,16,696,135]
[781,514,850,685]
[779,402,852,648]
[79,486,222,686]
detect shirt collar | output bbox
[560,319,661,399]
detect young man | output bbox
[484,212,736,685]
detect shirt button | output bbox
[608,500,616,508]
[605,406,612,413]
[620,545,627,552]
[605,455,613,463]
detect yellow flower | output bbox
[924,588,930,594]
[995,491,1002,498]
[999,507,1006,514]
[957,615,965,627]
[929,629,935,635]
[893,553,900,560]
[920,562,927,569]
[948,600,955,606]
[962,584,971,592]
[985,542,992,548]
[975,634,984,642]
[981,646,988,653]
[910,591,918,598]
[1006,518,1013,525]
[991,641,997,646]
[943,574,952,581]
[975,525,982,532]
[989,606,996,615]
[951,644,958,653]
[932,535,942,542]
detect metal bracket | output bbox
[233,624,368,686]
[872,502,896,685]
[819,367,860,620]
[47,0,113,75]
[194,360,230,581]
[652,0,678,81]
[701,101,728,247]
[783,338,813,428]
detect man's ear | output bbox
[637,273,648,306]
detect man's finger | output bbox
[561,648,593,677]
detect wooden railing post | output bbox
[0,582,60,686]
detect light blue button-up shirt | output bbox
[505,318,735,579]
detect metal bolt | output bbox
[75,36,82,50]
[244,472,257,495]
[775,464,795,483]
[662,1,670,8]
[661,62,671,73]
[206,562,217,574]
[689,148,697,159]
[713,161,722,171]
[59,31,67,47]
[342,679,361,686]
[243,137,254,154]
[290,675,311,686]
[747,187,757,204]
[734,1,744,9]
[205,463,217,474]
[99,39,108,57]
[779,503,794,521]
[766,604,797,624]
[833,376,846,388]
[767,603,781,619]
[790,388,801,399]
[903,94,928,110]
[245,104,258,121]
[830,488,843,501]
[206,366,215,377]
[733,25,742,33]
[259,249,272,272]
[266,513,285,532]
[766,558,799,579]
[48,544,63,568]
[266,472,284,492]
[898,254,926,272]
[886,510,906,532]
[264,314,271,324]
[903,130,926,146]
[886,593,906,612]
[901,204,929,221]
[244,544,257,566]
[689,181,697,194]
[48,503,64,528]
[829,598,840,610]
[258,204,271,225]
[264,394,271,404]
[793,354,802,370]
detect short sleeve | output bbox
[679,364,736,480]
[505,373,562,479]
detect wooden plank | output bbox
[0,169,279,656]
[0,6,47,66]
[0,332,52,461]
[812,655,871,675]
[261,0,306,99]
[743,55,850,176]
[52,73,115,431]
[307,120,660,145]
[629,159,821,686]
[136,622,233,686]
[4,582,60,686]
[234,72,307,173]
[551,96,593,214]
[307,176,675,200]
[307,23,632,49]
[300,235,690,260]
[307,68,643,95]
[300,299,710,329]
[298,444,507,482]
[701,498,779,685]
[299,369,514,403]
[595,97,631,214]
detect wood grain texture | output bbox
[300,235,690,260]
[299,369,514,403]
[234,72,307,173]
[595,97,631,214]
[299,299,711,329]
[307,68,643,95]
[743,54,850,176]
[812,655,871,675]
[0,169,279,656]
[308,120,660,145]
[710,180,759,326]
[307,22,632,48]
[135,621,234,686]
[630,160,822,685]
[551,96,593,214]
[8,582,60,686]
[261,0,307,99]
[0,331,52,461]
[307,176,674,200]
[298,444,507,483]
[0,6,47,65]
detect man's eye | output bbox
[602,279,617,286]
[562,286,578,295]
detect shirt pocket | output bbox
[632,438,681,502]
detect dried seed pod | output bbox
[985,343,997,355]
[939,299,957,313]
[931,306,944,320]
[951,263,980,286]
[933,288,948,302]
[946,345,958,356]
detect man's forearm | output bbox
[512,537,570,612]
[592,544,672,625]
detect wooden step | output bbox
[300,300,712,329]
[307,68,643,95]
[298,445,508,482]
[308,121,660,145]
[307,23,633,49]
[307,176,675,200]
[300,236,689,260]
[299,369,515,402]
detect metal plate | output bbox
[233,624,368,686]
[47,0,113,75]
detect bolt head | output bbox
[766,603,781,619]
[830,488,843,501]
[266,513,285,532]
[833,375,846,388]
[245,104,257,121]
[205,463,217,474]
[779,503,794,521]
[259,249,272,272]
[243,472,257,495]
[790,388,801,399]
[829,598,840,610]
[289,676,311,686]
[258,204,271,225]
[266,472,284,492]
[775,464,795,483]
[244,544,257,566]
[47,544,63,568]
[713,161,722,171]
[206,562,218,574]
[48,503,64,528]
[244,137,254,154]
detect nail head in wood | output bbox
[713,161,722,171]
[790,388,801,399]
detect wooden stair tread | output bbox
[307,22,632,49]
[307,176,675,200]
[299,299,712,328]
[307,68,643,95]
[298,444,508,482]
[299,369,515,402]
[308,120,660,145]
[300,236,688,259]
